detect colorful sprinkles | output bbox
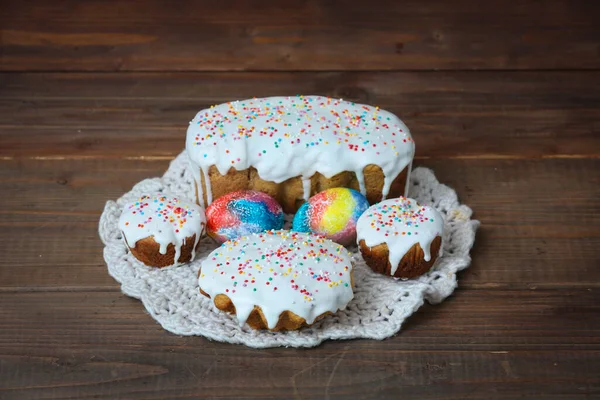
[121,194,197,233]
[190,96,412,167]
[363,196,436,237]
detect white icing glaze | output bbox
[118,194,206,267]
[356,197,443,275]
[202,167,213,205]
[186,96,415,207]
[404,160,413,196]
[199,230,354,329]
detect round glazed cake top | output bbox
[356,197,443,275]
[119,194,206,266]
[186,95,415,203]
[198,230,354,329]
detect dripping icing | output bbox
[190,164,204,208]
[202,167,213,205]
[355,169,366,196]
[404,161,413,197]
[302,177,311,201]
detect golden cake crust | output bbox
[196,165,408,213]
[199,289,331,331]
[126,234,200,268]
[359,236,442,279]
[199,271,355,331]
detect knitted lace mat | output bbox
[99,152,479,348]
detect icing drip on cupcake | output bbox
[119,194,206,266]
[186,95,415,206]
[356,197,443,275]
[199,230,354,329]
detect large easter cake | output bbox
[186,95,415,213]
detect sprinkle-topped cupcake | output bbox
[198,230,354,331]
[356,197,443,278]
[118,194,206,268]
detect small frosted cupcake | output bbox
[199,230,354,331]
[356,197,443,278]
[206,190,284,243]
[118,194,206,267]
[292,188,370,246]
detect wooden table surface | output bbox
[1,1,599,399]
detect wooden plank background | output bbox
[2,0,599,71]
[1,0,599,399]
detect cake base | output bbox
[195,164,408,213]
[199,268,355,331]
[126,234,200,268]
[359,236,442,279]
[199,289,331,331]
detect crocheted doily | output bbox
[99,152,479,348]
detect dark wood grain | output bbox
[1,0,599,397]
[0,157,598,290]
[1,71,599,158]
[3,289,598,351]
[0,289,598,399]
[2,0,599,72]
